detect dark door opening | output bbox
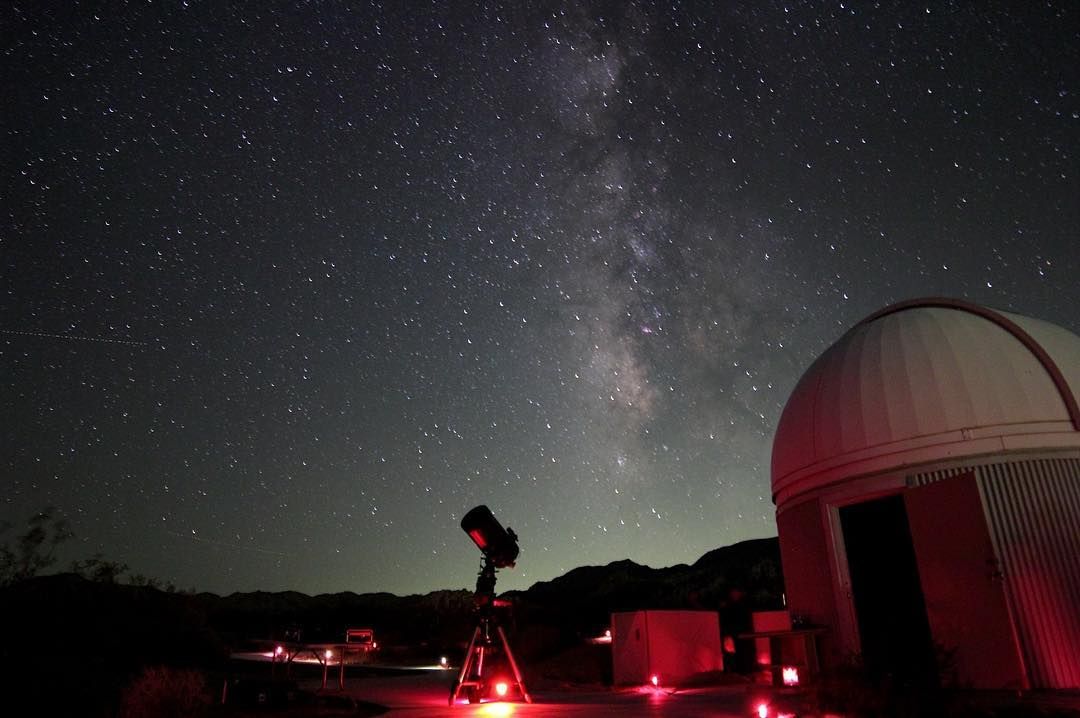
[840,495,936,685]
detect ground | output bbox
[296,670,763,718]
[222,656,1080,718]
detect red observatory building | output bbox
[771,298,1080,690]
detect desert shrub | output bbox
[119,666,211,718]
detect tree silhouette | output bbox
[70,553,130,584]
[0,506,74,586]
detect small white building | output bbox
[772,298,1080,689]
[611,610,723,685]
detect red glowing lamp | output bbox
[650,674,659,687]
[781,665,799,686]
[494,681,509,698]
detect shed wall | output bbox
[611,610,723,685]
[611,611,650,685]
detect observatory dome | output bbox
[771,298,1080,506]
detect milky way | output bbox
[3,2,1077,594]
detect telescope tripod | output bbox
[449,559,532,705]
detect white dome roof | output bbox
[771,299,1080,506]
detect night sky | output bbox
[3,2,1077,596]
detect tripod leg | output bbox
[497,625,532,703]
[450,626,482,705]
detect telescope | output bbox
[461,504,519,570]
[451,505,531,705]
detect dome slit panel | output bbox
[859,317,891,449]
[811,334,853,460]
[930,309,981,431]
[836,324,871,455]
[890,311,939,441]
[881,313,924,442]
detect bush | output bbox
[119,666,212,718]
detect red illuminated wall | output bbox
[611,610,723,685]
[905,473,1026,689]
[776,497,842,664]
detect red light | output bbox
[756,702,770,718]
[494,681,509,698]
[275,645,284,656]
[650,674,659,686]
[468,528,489,548]
[782,665,799,686]
[478,705,514,717]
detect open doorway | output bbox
[840,494,936,685]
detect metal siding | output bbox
[908,465,970,488]
[982,463,1046,687]
[977,458,1080,688]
